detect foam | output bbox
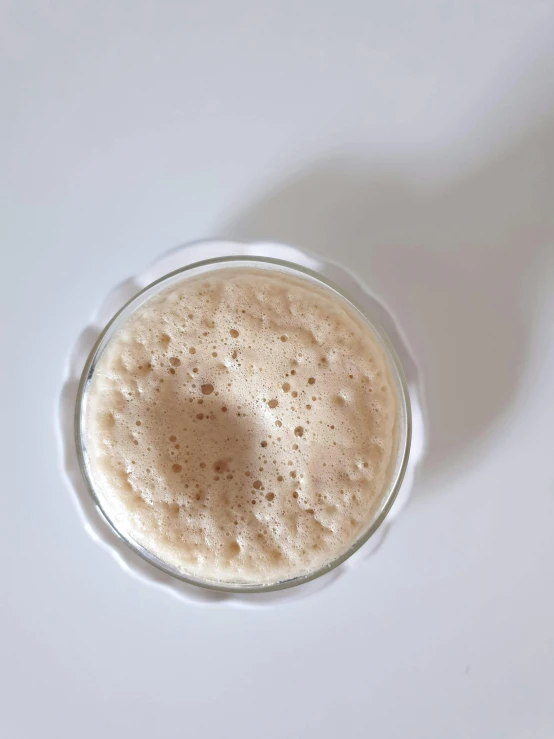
[85,268,399,584]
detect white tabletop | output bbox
[2,2,554,737]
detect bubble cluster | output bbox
[85,268,398,585]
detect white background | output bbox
[2,2,554,737]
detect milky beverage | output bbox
[85,268,399,584]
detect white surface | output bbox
[1,2,554,738]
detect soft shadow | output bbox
[223,106,554,489]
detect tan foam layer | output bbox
[85,267,399,584]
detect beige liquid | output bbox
[85,268,399,584]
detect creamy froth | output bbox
[85,268,399,584]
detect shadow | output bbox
[124,375,277,574]
[222,97,554,490]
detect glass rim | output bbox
[75,255,412,593]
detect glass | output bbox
[75,256,412,592]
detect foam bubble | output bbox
[85,268,398,584]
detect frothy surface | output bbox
[85,268,399,584]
